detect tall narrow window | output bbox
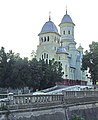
[44,37,46,42]
[54,36,56,42]
[42,53,49,60]
[47,54,48,58]
[41,37,43,42]
[47,36,49,41]
[44,53,46,58]
[68,30,70,34]
[63,31,65,35]
[42,55,43,59]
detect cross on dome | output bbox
[49,11,51,21]
[66,5,67,14]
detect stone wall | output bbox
[67,103,98,120]
[1,102,98,120]
[0,108,66,120]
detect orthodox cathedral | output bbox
[36,9,87,85]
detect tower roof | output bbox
[60,9,74,24]
[39,20,59,35]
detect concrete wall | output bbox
[0,108,66,120]
[1,103,98,120]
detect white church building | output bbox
[36,10,87,85]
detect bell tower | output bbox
[59,9,75,47]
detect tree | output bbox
[38,59,64,90]
[29,58,41,91]
[0,47,8,87]
[0,46,64,90]
[82,42,98,85]
[29,58,64,90]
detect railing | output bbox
[63,91,98,98]
[0,91,98,110]
[12,94,64,105]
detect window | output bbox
[59,56,60,60]
[44,53,46,58]
[47,36,49,41]
[42,55,43,59]
[42,53,49,59]
[63,31,65,35]
[44,37,46,42]
[54,36,56,42]
[47,54,48,58]
[41,37,43,42]
[68,30,70,34]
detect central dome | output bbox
[39,20,58,34]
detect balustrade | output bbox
[1,90,98,110]
[10,94,63,105]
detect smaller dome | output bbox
[61,14,73,23]
[60,10,74,24]
[56,46,68,54]
[39,20,58,34]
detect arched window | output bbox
[42,55,43,59]
[44,53,46,58]
[41,37,43,42]
[47,54,48,58]
[47,36,49,41]
[44,37,46,42]
[42,53,49,59]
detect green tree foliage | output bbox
[0,47,64,90]
[0,47,8,87]
[82,41,98,85]
[29,58,64,90]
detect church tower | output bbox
[36,9,87,85]
[59,9,75,47]
[58,9,77,79]
[36,15,60,61]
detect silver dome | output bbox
[61,10,74,24]
[40,21,58,34]
[61,14,73,23]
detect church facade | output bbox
[36,10,87,84]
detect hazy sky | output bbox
[0,0,98,58]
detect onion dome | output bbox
[60,9,74,24]
[39,14,59,35]
[39,21,58,34]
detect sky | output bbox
[0,0,98,58]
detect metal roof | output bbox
[40,21,58,34]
